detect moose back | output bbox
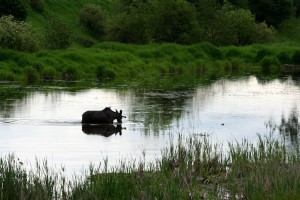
[81,107,124,124]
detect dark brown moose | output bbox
[81,107,125,124]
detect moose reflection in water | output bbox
[82,107,125,124]
[82,124,123,137]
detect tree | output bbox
[107,0,150,43]
[248,0,294,27]
[0,15,39,52]
[45,17,71,49]
[79,4,106,36]
[0,0,28,21]
[148,0,201,44]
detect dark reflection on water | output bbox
[82,124,124,137]
[279,107,300,148]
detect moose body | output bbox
[81,107,124,124]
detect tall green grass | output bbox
[0,42,300,83]
[1,134,300,199]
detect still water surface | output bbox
[0,75,300,175]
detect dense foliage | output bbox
[106,0,276,45]
[79,4,106,37]
[44,18,71,50]
[0,0,28,20]
[0,15,39,52]
[0,0,299,50]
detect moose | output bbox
[82,124,123,137]
[81,107,125,124]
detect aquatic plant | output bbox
[0,134,300,199]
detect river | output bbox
[0,75,299,175]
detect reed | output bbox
[0,134,299,199]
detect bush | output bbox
[42,67,56,81]
[277,51,291,64]
[107,7,150,43]
[225,48,241,58]
[254,21,276,43]
[79,4,106,36]
[45,17,71,49]
[255,48,272,62]
[0,0,28,20]
[248,0,294,27]
[0,15,39,52]
[148,0,201,44]
[96,63,116,80]
[292,50,300,64]
[62,66,78,81]
[30,0,45,12]
[216,8,257,45]
[0,69,15,81]
[260,56,280,74]
[24,66,39,83]
[200,42,224,59]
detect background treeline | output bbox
[0,0,300,52]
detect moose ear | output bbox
[120,110,122,114]
[115,109,118,113]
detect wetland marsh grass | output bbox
[1,135,300,199]
[1,42,300,83]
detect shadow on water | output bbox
[278,107,300,148]
[82,124,124,137]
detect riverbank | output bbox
[1,134,299,199]
[1,42,300,84]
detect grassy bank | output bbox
[1,135,300,199]
[0,42,300,84]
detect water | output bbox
[0,75,300,175]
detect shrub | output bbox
[200,42,223,59]
[0,15,39,52]
[260,56,280,74]
[248,0,294,27]
[30,0,45,12]
[254,21,276,43]
[107,8,150,43]
[0,69,15,81]
[62,66,78,81]
[148,0,201,44]
[255,48,272,62]
[277,51,291,64]
[292,50,300,64]
[79,4,106,36]
[42,67,56,81]
[216,8,257,45]
[45,17,71,49]
[225,48,241,58]
[0,0,28,20]
[24,66,39,83]
[96,63,116,80]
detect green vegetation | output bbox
[0,0,299,84]
[0,134,299,199]
[0,42,299,83]
[0,0,298,48]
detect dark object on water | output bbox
[82,124,123,137]
[282,64,300,72]
[81,107,126,124]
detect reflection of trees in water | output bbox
[256,73,300,87]
[0,84,87,119]
[279,108,300,148]
[0,86,27,118]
